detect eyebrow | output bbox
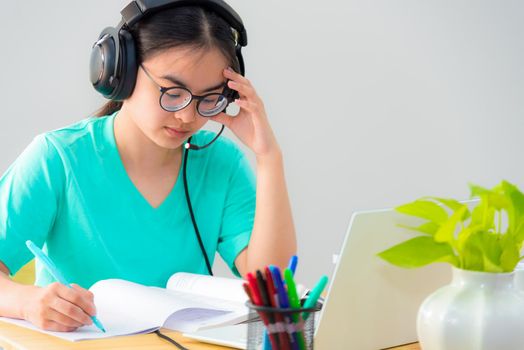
[160,74,226,93]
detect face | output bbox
[123,46,230,149]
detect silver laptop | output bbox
[315,208,451,349]
[185,207,452,349]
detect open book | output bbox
[0,273,249,342]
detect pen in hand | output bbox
[25,240,106,332]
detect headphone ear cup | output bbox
[222,84,239,104]
[111,29,137,101]
[90,30,117,98]
[230,89,240,101]
[235,45,245,77]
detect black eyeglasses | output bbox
[140,65,231,117]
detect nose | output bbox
[174,100,198,123]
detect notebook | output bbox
[0,272,249,342]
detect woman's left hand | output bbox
[209,67,280,159]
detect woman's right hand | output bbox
[22,282,96,332]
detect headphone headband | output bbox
[90,0,247,101]
[121,0,247,46]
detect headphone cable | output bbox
[154,329,190,350]
[154,136,218,347]
[182,137,214,276]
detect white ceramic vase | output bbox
[417,266,524,350]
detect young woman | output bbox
[0,2,296,332]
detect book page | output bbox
[91,279,238,333]
[165,273,309,306]
[0,317,159,342]
[166,272,248,304]
[0,279,167,342]
[0,278,242,342]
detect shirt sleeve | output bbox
[217,147,256,277]
[0,134,65,276]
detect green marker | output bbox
[284,268,306,350]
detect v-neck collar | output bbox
[101,111,183,216]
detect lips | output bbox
[164,126,191,138]
[165,126,190,133]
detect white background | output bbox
[0,1,523,286]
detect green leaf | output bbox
[482,256,504,273]
[513,221,524,244]
[395,200,448,224]
[485,193,510,212]
[397,222,440,236]
[456,225,484,251]
[461,230,504,273]
[425,197,471,221]
[480,234,503,273]
[500,235,520,272]
[504,181,524,215]
[386,181,524,273]
[469,183,491,198]
[469,183,511,211]
[499,180,524,235]
[470,199,495,231]
[461,239,484,271]
[377,236,458,268]
[434,205,468,244]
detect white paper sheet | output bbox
[1,277,248,341]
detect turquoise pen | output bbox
[25,240,106,333]
[302,275,328,320]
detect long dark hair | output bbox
[94,5,241,117]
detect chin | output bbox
[149,133,183,149]
[158,139,185,150]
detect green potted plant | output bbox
[378,180,524,350]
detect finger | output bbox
[223,68,256,94]
[223,67,248,83]
[234,98,258,113]
[46,306,86,328]
[71,284,95,303]
[209,113,234,127]
[39,319,78,332]
[227,80,256,100]
[56,284,97,317]
[49,298,93,327]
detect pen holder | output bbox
[246,301,322,350]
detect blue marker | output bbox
[25,240,106,332]
[269,266,290,308]
[269,265,299,350]
[288,255,298,276]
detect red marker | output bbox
[245,274,279,349]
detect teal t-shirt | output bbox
[0,112,256,288]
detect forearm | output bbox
[0,266,36,319]
[245,149,297,271]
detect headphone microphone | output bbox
[184,125,225,151]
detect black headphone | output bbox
[90,0,249,277]
[89,0,248,101]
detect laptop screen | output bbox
[315,208,451,349]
